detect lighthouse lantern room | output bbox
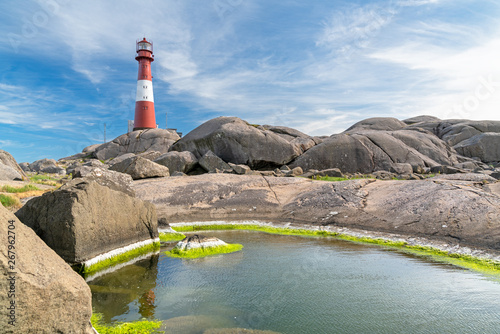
[133,37,157,130]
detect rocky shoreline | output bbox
[134,173,500,253]
[171,220,500,264]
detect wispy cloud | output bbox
[2,0,500,162]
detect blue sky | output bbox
[1,0,500,163]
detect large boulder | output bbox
[15,179,158,264]
[19,162,31,172]
[169,117,303,169]
[30,158,65,175]
[73,166,135,197]
[0,150,27,180]
[403,119,500,164]
[290,128,458,174]
[93,129,180,161]
[107,153,136,166]
[0,164,23,181]
[199,150,231,173]
[438,120,500,146]
[453,133,500,163]
[289,134,374,173]
[109,156,170,180]
[154,151,198,174]
[0,205,94,333]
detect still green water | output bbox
[89,231,500,334]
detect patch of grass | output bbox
[0,194,20,208]
[12,190,48,200]
[313,176,372,182]
[1,184,40,193]
[91,312,163,334]
[29,174,59,181]
[174,224,500,276]
[165,243,243,259]
[159,232,186,242]
[175,224,337,238]
[29,174,62,186]
[81,241,160,276]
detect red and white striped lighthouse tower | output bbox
[133,38,156,130]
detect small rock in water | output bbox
[175,234,227,251]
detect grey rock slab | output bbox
[199,150,231,173]
[154,151,198,174]
[0,149,27,179]
[0,205,94,333]
[228,162,251,175]
[431,173,497,183]
[110,156,170,180]
[107,153,136,166]
[16,179,158,263]
[454,133,500,163]
[73,166,135,196]
[0,164,23,181]
[134,174,500,251]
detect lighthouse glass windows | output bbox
[138,42,152,51]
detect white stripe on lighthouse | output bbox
[136,80,154,102]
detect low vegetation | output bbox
[1,184,40,193]
[0,183,51,208]
[165,243,243,259]
[313,176,370,182]
[0,194,21,209]
[81,242,161,276]
[91,312,163,334]
[29,174,62,186]
[175,224,500,276]
[159,232,186,242]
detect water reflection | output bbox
[89,254,159,322]
[90,231,500,334]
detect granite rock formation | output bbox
[109,156,170,180]
[30,158,66,175]
[0,150,27,181]
[134,174,500,251]
[154,151,198,174]
[73,166,135,197]
[0,205,94,333]
[16,178,158,264]
[169,117,308,169]
[89,128,180,161]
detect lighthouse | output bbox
[133,38,156,130]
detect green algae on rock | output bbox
[91,312,162,334]
[81,239,160,276]
[173,223,500,277]
[165,234,243,259]
[159,231,186,242]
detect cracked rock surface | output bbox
[134,174,500,251]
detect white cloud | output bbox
[2,0,500,145]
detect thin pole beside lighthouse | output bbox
[133,37,157,130]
